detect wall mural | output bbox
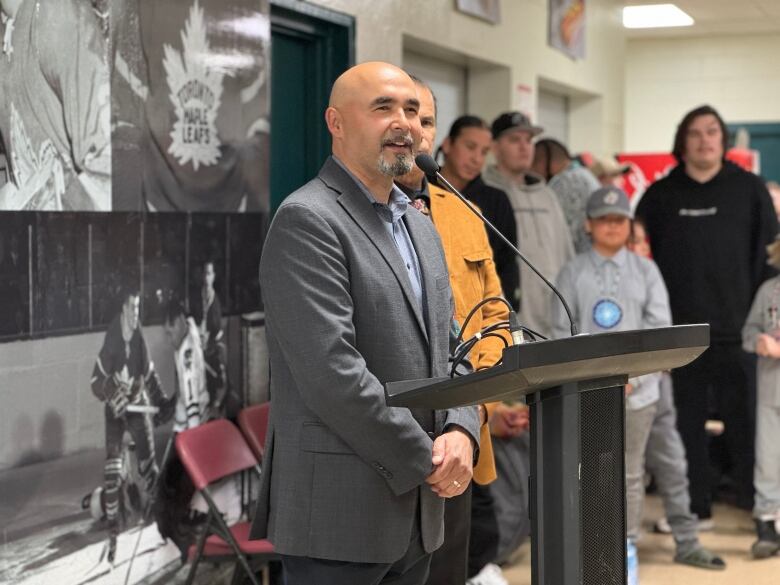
[0,1,270,583]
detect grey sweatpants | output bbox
[488,433,531,564]
[755,403,780,519]
[645,375,699,548]
[626,401,657,543]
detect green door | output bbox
[270,1,354,211]
[728,122,780,183]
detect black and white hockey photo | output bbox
[0,212,266,584]
[0,2,269,583]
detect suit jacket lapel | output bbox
[319,158,429,345]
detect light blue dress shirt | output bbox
[333,157,425,317]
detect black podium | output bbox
[385,324,709,585]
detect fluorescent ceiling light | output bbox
[623,4,694,29]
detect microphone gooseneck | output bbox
[414,153,579,337]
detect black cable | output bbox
[462,332,509,355]
[451,338,479,371]
[457,321,509,343]
[456,297,514,345]
[449,317,552,377]
[452,321,547,368]
[519,328,537,342]
[520,326,548,341]
[453,322,510,357]
[450,332,510,377]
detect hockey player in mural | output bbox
[192,260,232,416]
[153,295,213,561]
[153,293,242,565]
[0,0,111,211]
[89,289,176,563]
[82,288,239,573]
[168,296,211,433]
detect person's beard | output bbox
[377,132,414,177]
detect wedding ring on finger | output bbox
[452,480,461,489]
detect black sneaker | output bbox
[751,519,780,559]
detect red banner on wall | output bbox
[615,148,760,200]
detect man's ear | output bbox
[325,107,342,137]
[584,218,593,234]
[441,136,452,157]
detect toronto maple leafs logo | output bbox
[163,0,224,170]
[115,365,135,393]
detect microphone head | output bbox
[414,153,440,176]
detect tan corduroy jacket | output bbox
[429,183,511,485]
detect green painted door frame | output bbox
[270,0,355,212]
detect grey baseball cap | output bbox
[586,186,632,219]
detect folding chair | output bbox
[237,402,270,462]
[176,419,276,585]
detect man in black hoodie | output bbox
[636,105,778,525]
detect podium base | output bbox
[528,376,627,585]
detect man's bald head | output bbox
[328,62,418,109]
[324,62,422,197]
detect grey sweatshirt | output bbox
[483,164,574,338]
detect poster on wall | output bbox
[0,1,270,583]
[0,0,111,211]
[0,212,267,585]
[112,0,271,212]
[548,0,586,60]
[0,0,270,213]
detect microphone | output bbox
[415,153,579,336]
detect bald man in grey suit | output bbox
[250,62,480,584]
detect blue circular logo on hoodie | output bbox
[593,298,623,329]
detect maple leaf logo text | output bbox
[163,0,224,171]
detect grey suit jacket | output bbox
[250,157,479,563]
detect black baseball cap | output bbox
[491,111,544,139]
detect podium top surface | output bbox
[385,324,709,410]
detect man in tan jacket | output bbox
[397,75,527,585]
